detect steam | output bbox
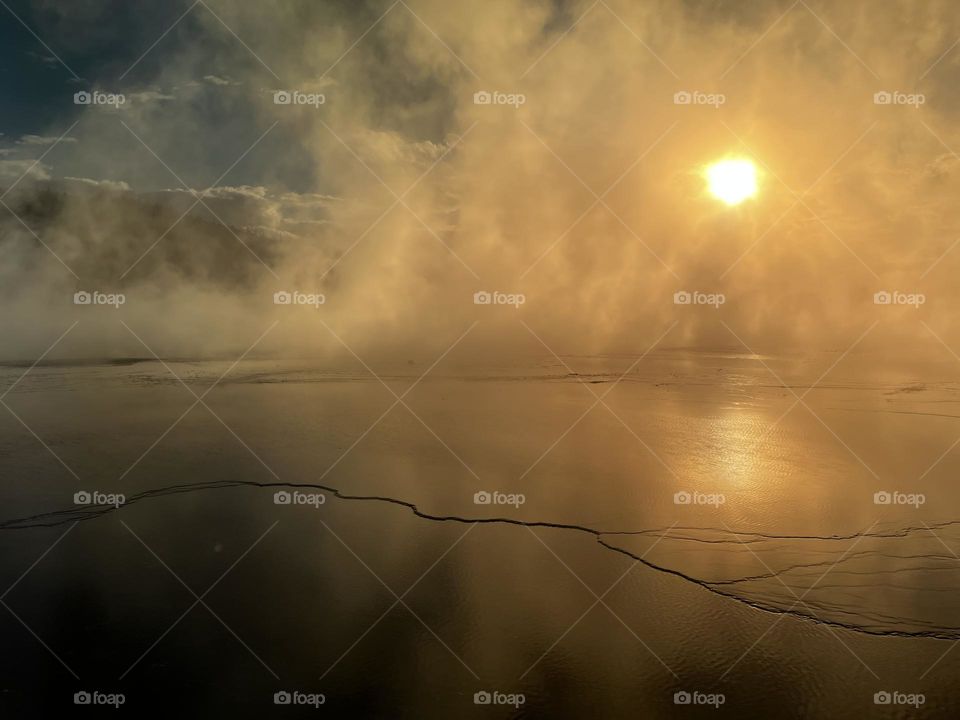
[3,0,960,361]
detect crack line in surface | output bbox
[3,479,958,640]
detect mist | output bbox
[3,0,960,362]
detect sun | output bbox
[705,159,758,206]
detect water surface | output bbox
[1,351,958,717]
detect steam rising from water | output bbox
[3,0,960,361]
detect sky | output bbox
[1,0,960,362]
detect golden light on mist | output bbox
[705,159,758,206]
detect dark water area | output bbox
[1,354,959,718]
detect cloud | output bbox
[64,176,131,191]
[0,159,51,182]
[26,50,59,66]
[4,0,960,361]
[124,89,176,104]
[18,135,78,146]
[203,74,237,86]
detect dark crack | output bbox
[2,479,958,640]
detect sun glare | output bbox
[705,159,758,206]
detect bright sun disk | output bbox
[705,159,757,206]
